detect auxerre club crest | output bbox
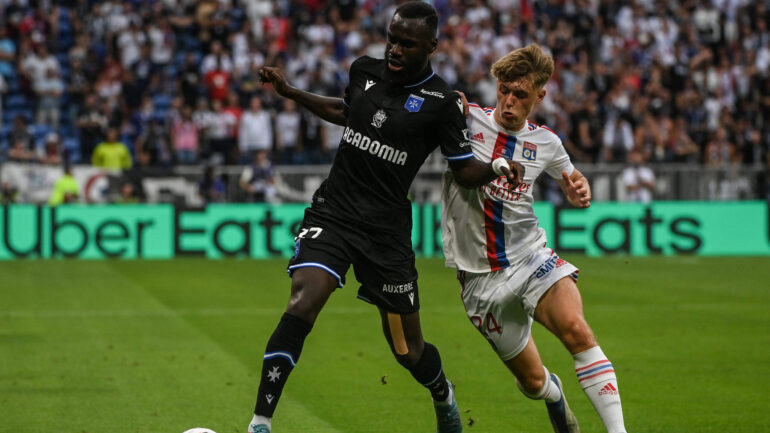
[371,109,387,128]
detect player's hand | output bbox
[259,66,290,96]
[501,160,525,190]
[561,171,591,208]
[455,90,470,118]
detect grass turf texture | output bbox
[1,256,768,433]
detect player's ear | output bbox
[536,88,546,104]
[429,38,438,54]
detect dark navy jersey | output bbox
[311,56,474,234]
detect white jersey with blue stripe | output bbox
[442,103,574,273]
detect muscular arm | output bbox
[448,157,524,189]
[259,66,346,126]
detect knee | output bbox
[392,338,424,368]
[286,278,325,324]
[558,319,596,353]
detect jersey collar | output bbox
[402,65,435,88]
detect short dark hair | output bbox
[394,1,438,37]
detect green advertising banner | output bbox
[1,202,768,259]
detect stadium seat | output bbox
[5,94,30,110]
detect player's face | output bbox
[493,78,545,131]
[384,14,437,84]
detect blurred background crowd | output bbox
[0,0,769,203]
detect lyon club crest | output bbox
[371,109,387,128]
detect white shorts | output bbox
[459,246,579,361]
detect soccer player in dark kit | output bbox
[247,2,522,432]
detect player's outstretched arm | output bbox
[259,66,346,126]
[558,168,591,208]
[449,157,524,189]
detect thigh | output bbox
[461,269,532,361]
[354,233,419,314]
[287,209,353,289]
[533,275,596,353]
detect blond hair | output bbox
[491,44,554,89]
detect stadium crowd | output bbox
[0,0,768,175]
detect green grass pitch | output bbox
[1,256,769,433]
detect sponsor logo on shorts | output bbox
[535,254,560,279]
[382,282,414,294]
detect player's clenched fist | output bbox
[258,67,289,96]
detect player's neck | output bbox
[493,110,526,133]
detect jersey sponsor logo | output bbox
[408,292,415,305]
[382,281,414,294]
[342,127,408,165]
[534,254,560,278]
[523,142,537,161]
[472,132,485,143]
[419,89,444,98]
[365,79,376,91]
[404,94,425,112]
[371,109,387,128]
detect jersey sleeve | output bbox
[544,135,575,179]
[342,57,366,118]
[435,93,474,161]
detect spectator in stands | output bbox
[179,52,201,107]
[92,127,133,171]
[602,114,635,163]
[116,182,140,204]
[0,73,6,125]
[199,165,227,203]
[224,90,244,160]
[0,181,19,204]
[172,105,200,164]
[33,66,63,127]
[201,40,232,75]
[238,95,272,164]
[204,98,237,164]
[39,132,63,166]
[621,150,656,203]
[76,94,109,162]
[239,149,276,203]
[147,15,174,69]
[274,99,302,164]
[203,54,231,102]
[20,44,59,96]
[6,114,36,162]
[0,27,15,80]
[66,58,91,127]
[48,163,79,206]
[136,117,172,167]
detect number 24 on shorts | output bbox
[296,227,323,241]
[470,313,502,335]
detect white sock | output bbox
[574,346,626,433]
[248,414,271,432]
[517,366,562,403]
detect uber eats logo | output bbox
[1,202,768,259]
[547,202,770,256]
[0,204,308,259]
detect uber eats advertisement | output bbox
[1,202,769,259]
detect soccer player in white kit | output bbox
[442,44,628,433]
